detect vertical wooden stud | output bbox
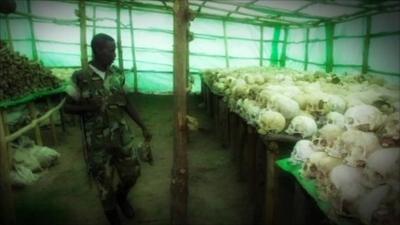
[28,103,43,146]
[304,28,310,71]
[129,8,139,93]
[79,0,88,68]
[171,0,189,224]
[223,20,230,68]
[27,0,38,60]
[0,110,16,225]
[259,25,264,66]
[362,16,372,74]
[47,99,58,145]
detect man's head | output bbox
[91,33,116,67]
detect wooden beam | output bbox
[28,103,43,146]
[171,0,189,224]
[362,16,372,74]
[0,109,16,225]
[325,22,335,73]
[92,5,96,37]
[280,26,289,67]
[116,0,124,73]
[27,0,38,60]
[5,15,13,51]
[304,28,310,71]
[47,98,58,145]
[128,8,139,93]
[222,20,229,68]
[79,0,88,68]
[259,25,264,66]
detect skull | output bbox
[357,184,392,225]
[341,130,380,167]
[290,140,318,164]
[315,156,342,200]
[363,147,400,188]
[256,109,286,135]
[304,94,328,116]
[231,79,250,99]
[380,111,400,144]
[326,111,346,129]
[240,99,261,125]
[324,94,347,114]
[267,94,300,120]
[311,124,344,152]
[302,151,328,179]
[328,164,367,216]
[286,115,318,138]
[344,104,385,132]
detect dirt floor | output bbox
[14,94,254,225]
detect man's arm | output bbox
[124,93,152,141]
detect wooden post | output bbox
[28,103,43,146]
[92,6,96,37]
[325,22,335,73]
[79,0,88,68]
[266,141,279,225]
[129,8,139,93]
[292,182,307,225]
[230,112,238,156]
[223,20,230,68]
[247,126,257,199]
[171,0,189,224]
[5,15,13,51]
[304,28,310,71]
[47,99,58,145]
[116,0,124,73]
[27,0,38,60]
[280,26,288,67]
[236,118,247,181]
[259,25,264,66]
[362,16,372,74]
[0,110,16,225]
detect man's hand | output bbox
[142,128,152,142]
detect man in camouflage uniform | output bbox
[64,33,151,225]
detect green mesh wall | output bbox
[1,0,399,94]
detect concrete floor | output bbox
[14,94,253,225]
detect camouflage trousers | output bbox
[85,129,141,211]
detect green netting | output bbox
[276,158,355,225]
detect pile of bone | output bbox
[291,110,399,224]
[203,67,399,140]
[10,136,60,188]
[0,41,62,101]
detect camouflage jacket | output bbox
[66,64,134,152]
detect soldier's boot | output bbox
[116,186,135,218]
[104,209,122,225]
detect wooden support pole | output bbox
[266,142,278,225]
[171,0,189,224]
[237,118,247,182]
[247,126,257,199]
[0,110,16,225]
[362,16,372,74]
[304,28,310,71]
[116,0,124,73]
[129,8,139,93]
[325,22,335,73]
[92,6,96,37]
[47,99,58,145]
[222,20,230,68]
[79,0,88,68]
[280,26,289,67]
[27,0,38,60]
[259,25,264,66]
[28,103,43,146]
[5,15,13,51]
